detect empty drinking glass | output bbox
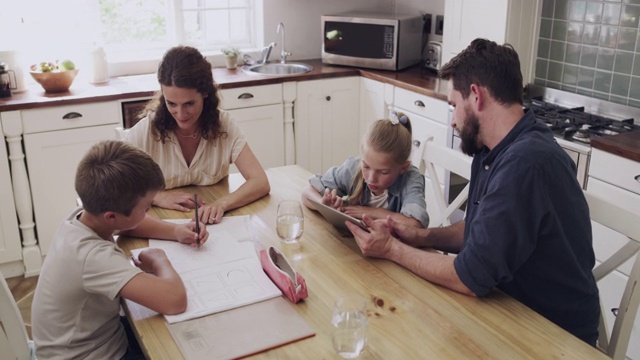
[331,295,368,359]
[276,200,304,245]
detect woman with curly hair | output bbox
[125,46,270,223]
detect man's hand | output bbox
[387,216,429,247]
[346,215,397,259]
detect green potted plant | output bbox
[221,46,240,70]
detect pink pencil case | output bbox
[260,247,308,303]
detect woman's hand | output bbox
[153,191,204,212]
[198,201,227,224]
[174,220,209,247]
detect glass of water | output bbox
[276,200,304,245]
[331,295,368,359]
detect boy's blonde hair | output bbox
[348,115,413,204]
[75,140,165,216]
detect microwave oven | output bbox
[321,12,423,71]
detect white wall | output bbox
[261,0,445,62]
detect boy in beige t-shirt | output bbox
[32,140,209,359]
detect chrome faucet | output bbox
[259,42,276,64]
[276,22,291,64]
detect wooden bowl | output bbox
[29,69,79,93]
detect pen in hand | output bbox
[194,194,201,248]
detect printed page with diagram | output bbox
[128,216,282,323]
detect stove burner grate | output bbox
[524,97,639,145]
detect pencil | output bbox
[194,194,201,247]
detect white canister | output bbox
[0,50,26,93]
[89,46,109,84]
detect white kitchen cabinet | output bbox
[588,148,640,360]
[219,84,285,172]
[359,78,392,140]
[0,120,22,278]
[22,102,120,256]
[442,0,541,82]
[394,87,450,225]
[295,77,360,174]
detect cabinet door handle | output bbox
[635,174,640,183]
[413,140,421,147]
[62,112,83,119]
[414,100,425,108]
[238,93,254,99]
[612,308,619,317]
[326,96,331,101]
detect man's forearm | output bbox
[426,221,465,253]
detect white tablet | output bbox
[308,196,369,232]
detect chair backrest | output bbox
[419,137,473,227]
[586,190,640,360]
[0,272,32,360]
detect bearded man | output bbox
[345,38,600,346]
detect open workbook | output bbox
[129,216,282,324]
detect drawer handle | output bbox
[326,96,331,101]
[62,112,83,119]
[612,308,619,317]
[414,100,425,108]
[237,93,254,99]
[413,140,421,147]
[635,175,640,183]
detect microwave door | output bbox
[324,21,396,60]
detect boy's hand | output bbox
[134,248,171,273]
[175,220,209,247]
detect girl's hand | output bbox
[175,220,209,247]
[343,206,387,220]
[321,188,345,210]
[154,191,204,212]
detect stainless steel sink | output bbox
[242,62,313,76]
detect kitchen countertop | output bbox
[0,59,447,112]
[591,131,640,162]
[3,58,637,162]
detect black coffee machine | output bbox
[0,61,17,98]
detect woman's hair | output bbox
[141,45,225,143]
[75,140,165,216]
[348,114,413,204]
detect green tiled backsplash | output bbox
[536,0,640,108]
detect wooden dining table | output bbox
[118,165,608,360]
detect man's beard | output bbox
[459,112,482,156]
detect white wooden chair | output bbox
[586,191,640,360]
[418,137,473,227]
[0,272,36,360]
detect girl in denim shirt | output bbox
[302,112,429,228]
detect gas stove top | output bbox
[524,97,640,145]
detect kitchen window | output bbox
[6,0,262,76]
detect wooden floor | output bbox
[5,275,38,339]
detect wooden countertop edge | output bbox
[591,131,640,162]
